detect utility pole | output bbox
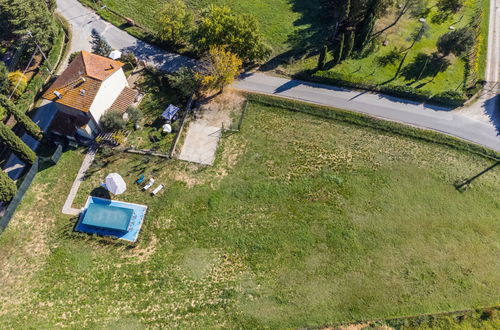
[27,31,52,73]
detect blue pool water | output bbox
[75,196,148,242]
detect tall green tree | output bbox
[0,169,17,203]
[0,62,8,96]
[156,0,194,46]
[0,96,43,141]
[194,5,271,63]
[0,121,36,164]
[0,0,58,52]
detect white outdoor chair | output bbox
[142,178,155,191]
[151,184,164,196]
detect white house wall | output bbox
[88,68,128,125]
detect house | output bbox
[43,50,138,139]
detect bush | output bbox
[0,96,43,140]
[0,170,17,203]
[7,71,28,99]
[100,110,126,131]
[68,51,80,63]
[430,90,467,107]
[126,106,142,123]
[0,122,36,164]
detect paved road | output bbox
[56,0,193,72]
[56,0,499,152]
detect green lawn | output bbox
[0,100,499,328]
[124,72,183,153]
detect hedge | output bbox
[245,93,500,160]
[0,170,16,203]
[0,97,43,141]
[16,27,65,114]
[0,122,36,164]
[296,70,467,108]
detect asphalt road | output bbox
[55,0,193,72]
[56,0,500,152]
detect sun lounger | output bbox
[136,174,145,184]
[151,184,164,196]
[142,178,155,191]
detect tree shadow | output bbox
[89,186,111,200]
[260,0,324,72]
[401,53,451,82]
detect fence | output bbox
[169,95,194,158]
[0,158,38,233]
[0,145,63,234]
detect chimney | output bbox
[80,89,86,96]
[54,91,62,99]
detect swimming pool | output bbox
[75,196,147,242]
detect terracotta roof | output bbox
[42,51,126,112]
[110,87,139,113]
[81,50,124,81]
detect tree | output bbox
[91,29,112,57]
[0,170,17,203]
[0,0,58,53]
[433,0,463,23]
[0,96,43,141]
[196,46,242,93]
[0,62,9,96]
[156,0,194,46]
[126,106,142,123]
[45,0,56,13]
[166,66,199,99]
[0,121,36,164]
[100,110,126,131]
[437,28,475,57]
[7,71,27,99]
[195,5,271,63]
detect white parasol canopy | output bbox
[105,173,126,195]
[109,50,122,60]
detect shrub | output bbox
[126,106,142,123]
[91,28,112,57]
[0,170,17,203]
[68,51,80,63]
[100,110,126,131]
[7,71,28,99]
[166,66,198,99]
[0,121,36,164]
[430,90,467,107]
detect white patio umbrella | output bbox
[105,173,126,195]
[108,50,122,60]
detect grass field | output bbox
[0,100,499,328]
[82,0,489,99]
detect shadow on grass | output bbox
[260,0,324,72]
[454,160,500,191]
[401,53,451,83]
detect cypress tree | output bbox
[333,33,345,65]
[0,96,43,141]
[342,30,356,60]
[0,170,17,203]
[317,44,328,70]
[0,122,36,164]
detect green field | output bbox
[82,0,489,99]
[1,98,499,328]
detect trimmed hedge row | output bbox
[296,70,468,108]
[245,93,499,160]
[0,122,36,164]
[16,27,65,115]
[0,97,43,141]
[0,169,16,203]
